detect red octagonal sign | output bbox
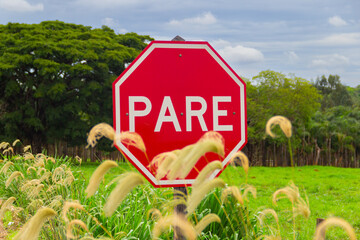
[113,41,247,188]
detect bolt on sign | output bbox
[113,40,247,187]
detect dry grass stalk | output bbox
[314,217,356,240]
[23,145,32,153]
[12,139,21,146]
[0,142,10,149]
[148,208,162,220]
[5,171,24,188]
[118,131,147,153]
[258,209,279,226]
[194,213,221,235]
[66,219,89,239]
[103,172,144,217]
[85,160,118,198]
[221,186,244,205]
[0,161,14,174]
[62,201,85,223]
[193,161,222,187]
[187,178,225,216]
[0,197,16,219]
[14,207,57,240]
[24,152,34,160]
[229,151,249,175]
[87,123,115,148]
[152,214,196,240]
[266,116,292,138]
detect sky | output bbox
[0,0,359,86]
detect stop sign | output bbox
[113,40,247,187]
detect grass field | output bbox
[78,162,360,239]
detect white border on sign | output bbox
[114,42,246,186]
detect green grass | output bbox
[79,162,360,239]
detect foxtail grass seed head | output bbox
[0,197,16,219]
[193,161,222,187]
[62,201,85,223]
[14,207,57,240]
[47,156,56,163]
[87,123,115,148]
[187,178,225,216]
[295,196,311,219]
[243,185,257,201]
[314,217,356,240]
[12,139,21,146]
[150,151,179,180]
[0,141,10,149]
[148,208,162,220]
[26,199,44,212]
[23,145,32,153]
[118,131,147,153]
[152,214,196,240]
[3,146,14,155]
[266,116,292,138]
[272,183,299,205]
[194,213,221,235]
[0,161,14,174]
[258,209,279,226]
[52,166,65,184]
[85,160,118,198]
[75,156,82,165]
[229,151,249,174]
[24,152,34,160]
[104,172,144,217]
[5,171,24,188]
[221,186,244,205]
[66,219,89,239]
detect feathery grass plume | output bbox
[0,197,16,219]
[187,178,225,216]
[49,196,63,210]
[314,217,356,240]
[221,186,244,205]
[152,214,196,240]
[229,151,249,175]
[23,145,32,153]
[168,132,225,180]
[159,145,193,180]
[62,201,85,223]
[0,161,14,174]
[39,171,51,182]
[243,185,257,201]
[27,199,44,211]
[66,219,89,239]
[52,166,65,184]
[85,160,118,198]
[87,123,115,148]
[0,141,10,149]
[75,156,82,165]
[272,183,299,205]
[104,172,144,217]
[5,171,24,188]
[193,161,222,187]
[194,213,221,235]
[3,146,14,155]
[266,115,292,138]
[24,152,34,160]
[295,196,310,218]
[258,209,279,226]
[148,208,162,220]
[150,151,180,180]
[27,184,44,198]
[21,179,41,192]
[27,166,37,174]
[117,131,147,153]
[64,169,75,186]
[37,167,47,176]
[12,139,21,146]
[35,153,46,160]
[34,158,45,167]
[14,207,57,240]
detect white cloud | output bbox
[319,33,360,46]
[0,0,43,12]
[101,18,128,33]
[311,54,350,67]
[328,15,347,27]
[218,45,264,64]
[284,51,299,63]
[168,12,217,26]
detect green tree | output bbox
[0,21,152,151]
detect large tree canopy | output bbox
[0,21,152,149]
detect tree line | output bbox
[0,21,359,166]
